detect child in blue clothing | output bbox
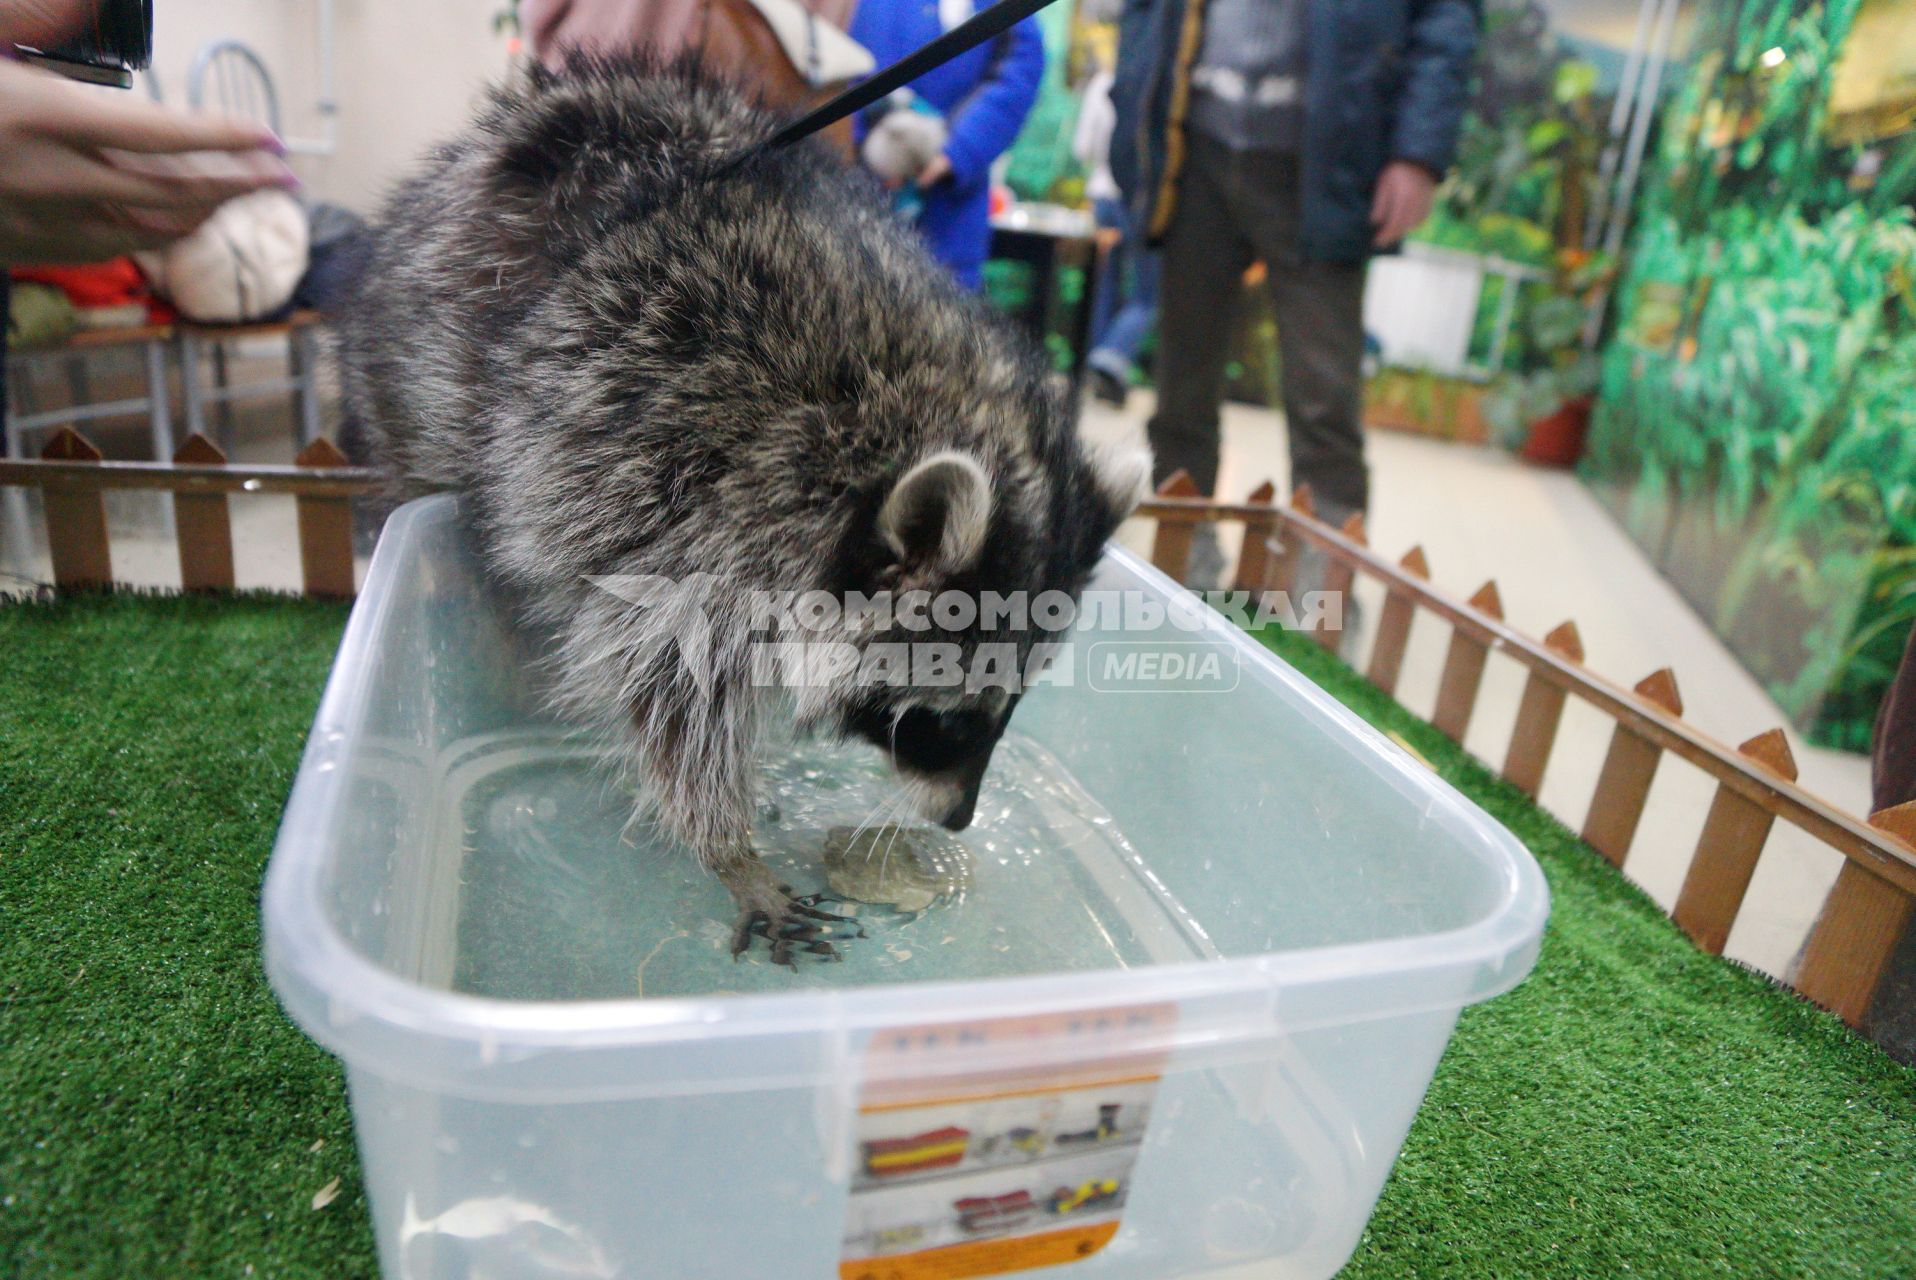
[850,0,1045,288]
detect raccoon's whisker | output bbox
[881,783,914,833]
[877,774,915,823]
[843,787,900,851]
[857,787,910,882]
[864,709,914,863]
[887,703,909,760]
[876,786,918,883]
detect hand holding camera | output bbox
[1,0,296,264]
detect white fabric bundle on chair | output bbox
[140,191,310,324]
[740,0,876,86]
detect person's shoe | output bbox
[1185,523,1227,592]
[1087,363,1128,408]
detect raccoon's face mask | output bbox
[841,450,1004,829]
[871,693,1018,831]
[845,443,1151,831]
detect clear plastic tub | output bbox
[264,495,1547,1280]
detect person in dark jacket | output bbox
[1111,0,1478,582]
[850,0,1046,288]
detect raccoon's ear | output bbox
[494,97,595,192]
[879,451,993,572]
[1086,440,1154,523]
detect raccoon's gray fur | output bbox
[336,58,1150,961]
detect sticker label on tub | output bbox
[839,1003,1175,1280]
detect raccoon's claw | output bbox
[735,908,860,968]
[726,882,864,969]
[787,892,857,922]
[730,909,770,960]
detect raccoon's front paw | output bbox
[718,857,864,969]
[736,892,865,969]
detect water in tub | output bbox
[387,731,1361,1278]
[434,730,1218,999]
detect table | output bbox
[988,202,1102,396]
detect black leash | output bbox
[726,0,1064,167]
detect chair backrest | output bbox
[186,40,280,134]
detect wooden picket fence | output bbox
[3,431,1910,1031]
[0,427,373,598]
[1139,472,1916,1031]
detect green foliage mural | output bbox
[1413,0,1615,435]
[1582,0,1916,750]
[1417,0,1605,270]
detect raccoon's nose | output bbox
[938,792,977,831]
[938,777,983,830]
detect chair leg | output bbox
[2,368,31,569]
[11,355,38,420]
[3,356,22,462]
[2,354,15,460]
[140,338,178,539]
[180,334,215,453]
[292,327,322,448]
[212,342,237,444]
[144,339,176,461]
[64,353,92,409]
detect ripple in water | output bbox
[445,731,1212,1000]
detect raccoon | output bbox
[336,57,1151,965]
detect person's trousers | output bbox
[1146,133,1368,517]
[1089,196,1162,375]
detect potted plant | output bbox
[1484,248,1613,466]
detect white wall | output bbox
[145,0,514,212]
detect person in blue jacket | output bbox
[850,0,1046,288]
[1110,0,1478,585]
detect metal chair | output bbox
[179,40,322,454]
[186,40,281,133]
[4,322,181,553]
[4,327,178,465]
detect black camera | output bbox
[11,0,154,89]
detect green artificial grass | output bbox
[0,594,373,1278]
[0,595,1911,1278]
[1254,628,1916,1280]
